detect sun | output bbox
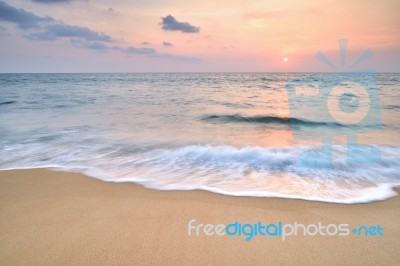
[283,57,288,63]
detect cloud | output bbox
[27,23,113,42]
[0,1,113,42]
[0,1,54,29]
[0,2,200,62]
[116,46,156,55]
[156,53,200,62]
[162,41,173,47]
[70,39,109,51]
[72,40,163,57]
[160,15,199,33]
[78,42,199,62]
[31,0,76,4]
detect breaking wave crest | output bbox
[1,143,399,204]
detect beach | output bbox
[1,169,399,265]
[1,0,399,264]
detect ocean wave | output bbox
[1,73,398,204]
[201,114,342,127]
[1,142,399,204]
[386,105,400,110]
[0,101,16,105]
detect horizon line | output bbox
[1,71,399,74]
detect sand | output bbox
[0,169,399,265]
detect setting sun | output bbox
[283,57,288,63]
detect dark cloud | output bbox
[160,15,199,33]
[0,1,113,42]
[31,0,75,4]
[0,1,112,42]
[162,41,173,47]
[0,1,54,29]
[27,23,113,42]
[0,2,200,62]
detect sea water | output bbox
[0,73,399,203]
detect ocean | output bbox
[0,73,399,203]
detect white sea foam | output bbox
[1,143,399,204]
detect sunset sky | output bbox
[0,0,399,72]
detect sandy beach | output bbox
[1,0,399,264]
[0,169,399,265]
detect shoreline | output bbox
[1,169,399,265]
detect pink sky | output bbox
[0,0,399,72]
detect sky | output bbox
[0,0,399,72]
